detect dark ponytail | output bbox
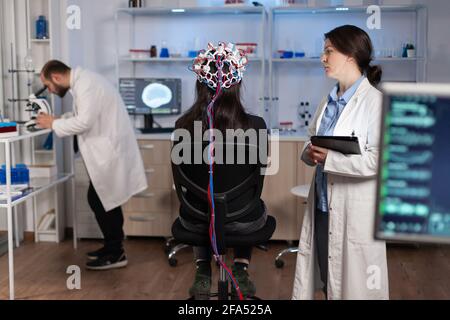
[366,64,382,87]
[325,25,382,87]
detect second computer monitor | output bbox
[119,78,182,115]
[375,82,450,244]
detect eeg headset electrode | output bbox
[191,42,248,300]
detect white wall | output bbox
[61,0,450,117]
[2,0,448,229]
[56,0,450,228]
[417,0,450,82]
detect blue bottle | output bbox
[36,15,48,39]
[16,164,29,186]
[0,167,5,185]
[11,167,18,185]
[43,133,53,150]
[1,165,10,184]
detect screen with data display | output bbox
[375,88,450,244]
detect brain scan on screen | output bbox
[142,83,173,109]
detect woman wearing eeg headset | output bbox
[175,42,268,300]
[292,25,389,300]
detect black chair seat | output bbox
[172,216,276,248]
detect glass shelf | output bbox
[34,149,54,155]
[30,38,50,43]
[120,56,193,62]
[0,173,74,208]
[0,129,51,144]
[36,229,56,234]
[119,56,264,63]
[271,57,422,63]
[272,5,425,15]
[117,6,264,17]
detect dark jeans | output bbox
[315,207,329,297]
[87,182,124,254]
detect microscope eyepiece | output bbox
[34,86,48,97]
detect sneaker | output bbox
[189,270,212,300]
[231,264,256,299]
[86,246,110,261]
[85,251,128,271]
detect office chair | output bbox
[171,142,276,300]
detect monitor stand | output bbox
[139,114,175,134]
[144,114,154,130]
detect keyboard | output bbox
[139,127,175,134]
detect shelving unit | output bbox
[30,39,50,43]
[118,56,264,63]
[114,5,267,118]
[272,57,423,63]
[116,6,266,16]
[112,4,428,131]
[26,0,51,73]
[0,128,75,300]
[24,0,66,243]
[268,4,428,130]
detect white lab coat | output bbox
[292,78,389,300]
[52,67,147,212]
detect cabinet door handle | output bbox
[145,169,155,174]
[140,144,154,150]
[135,192,155,198]
[129,216,156,222]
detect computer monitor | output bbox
[119,78,182,115]
[375,82,450,244]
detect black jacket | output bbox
[174,114,268,225]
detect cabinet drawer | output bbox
[123,189,172,213]
[145,165,173,190]
[261,142,299,240]
[124,211,172,237]
[138,140,171,166]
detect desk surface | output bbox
[135,132,309,142]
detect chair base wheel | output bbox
[275,259,284,268]
[168,258,178,267]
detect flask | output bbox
[160,41,169,58]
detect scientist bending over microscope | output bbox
[37,60,147,270]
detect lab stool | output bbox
[275,184,310,268]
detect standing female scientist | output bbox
[292,25,389,300]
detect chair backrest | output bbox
[172,141,265,254]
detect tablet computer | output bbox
[311,136,361,155]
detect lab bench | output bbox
[75,133,314,241]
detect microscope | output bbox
[25,86,52,132]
